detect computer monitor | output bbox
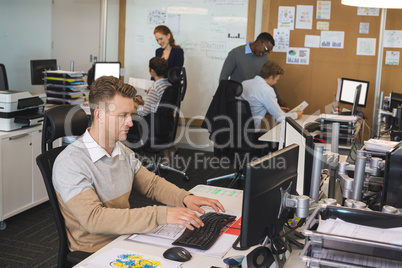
[87,62,121,87]
[284,117,314,196]
[238,144,299,250]
[30,59,57,85]
[94,62,121,80]
[0,64,9,90]
[339,78,369,108]
[382,143,402,208]
[389,91,402,132]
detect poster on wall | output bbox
[356,38,376,56]
[296,5,313,29]
[385,51,400,65]
[357,7,380,16]
[273,29,290,52]
[320,31,344,48]
[278,6,295,30]
[286,47,310,65]
[359,23,369,34]
[147,9,167,25]
[305,35,320,48]
[316,1,331,20]
[384,30,402,48]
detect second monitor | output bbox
[339,77,369,110]
[239,144,299,250]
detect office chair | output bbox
[202,80,256,188]
[0,63,9,90]
[126,67,189,181]
[37,105,91,268]
[42,104,89,153]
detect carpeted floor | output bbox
[0,148,239,267]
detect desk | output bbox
[258,115,318,143]
[74,185,307,268]
[258,115,354,153]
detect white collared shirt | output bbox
[80,129,123,162]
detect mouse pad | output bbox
[82,247,182,268]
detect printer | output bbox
[0,90,46,131]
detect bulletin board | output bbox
[262,0,402,135]
[124,0,249,119]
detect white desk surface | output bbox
[74,184,307,268]
[258,114,319,143]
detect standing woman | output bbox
[154,25,184,74]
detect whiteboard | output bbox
[124,0,248,118]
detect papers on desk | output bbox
[45,70,85,78]
[77,247,182,268]
[46,97,85,105]
[126,209,241,259]
[128,77,154,92]
[191,185,242,198]
[290,101,308,113]
[364,139,400,153]
[317,218,402,246]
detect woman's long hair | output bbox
[154,25,182,49]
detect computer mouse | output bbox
[163,246,192,262]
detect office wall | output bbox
[0,0,52,93]
[380,9,402,97]
[263,1,402,135]
[0,0,119,93]
[51,0,102,73]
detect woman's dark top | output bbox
[155,47,184,74]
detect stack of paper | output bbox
[364,139,400,153]
[128,77,154,92]
[44,70,87,104]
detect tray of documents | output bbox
[300,204,402,267]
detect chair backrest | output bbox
[36,146,70,268]
[168,66,187,102]
[42,104,88,153]
[202,80,255,154]
[127,67,186,150]
[0,63,9,90]
[143,83,181,149]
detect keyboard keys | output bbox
[172,212,236,250]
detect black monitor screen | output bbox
[0,64,9,90]
[390,92,402,111]
[339,78,369,108]
[382,143,402,208]
[239,144,299,249]
[284,117,314,196]
[30,59,57,85]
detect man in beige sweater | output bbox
[53,76,224,253]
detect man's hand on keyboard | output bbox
[183,195,226,215]
[166,207,203,230]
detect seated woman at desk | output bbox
[134,57,177,163]
[241,60,303,133]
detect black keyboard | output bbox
[172,212,236,250]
